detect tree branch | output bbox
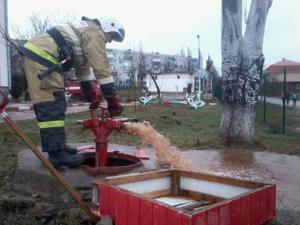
[221,0,243,77]
[243,0,272,59]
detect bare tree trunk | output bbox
[220,0,272,144]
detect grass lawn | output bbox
[0,102,298,225]
[1,102,300,188]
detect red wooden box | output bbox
[92,170,276,225]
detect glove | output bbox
[80,81,101,109]
[107,96,123,116]
[100,82,122,116]
[87,87,100,109]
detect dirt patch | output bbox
[0,193,93,225]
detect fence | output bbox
[259,69,299,134]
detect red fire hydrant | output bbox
[81,108,122,167]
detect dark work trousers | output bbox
[33,91,67,153]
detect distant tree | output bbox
[220,0,272,144]
[186,48,193,74]
[9,40,28,100]
[137,44,147,98]
[204,56,219,96]
[11,12,76,39]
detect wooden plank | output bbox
[181,214,191,225]
[143,189,172,198]
[181,201,214,213]
[99,184,109,216]
[108,186,118,222]
[259,188,268,224]
[191,211,207,225]
[167,209,182,225]
[93,170,174,186]
[180,189,225,202]
[172,170,180,196]
[267,185,276,221]
[116,190,128,225]
[128,194,140,225]
[153,203,167,225]
[239,195,250,225]
[250,192,260,225]
[95,169,269,189]
[176,200,200,209]
[179,170,266,189]
[155,196,196,207]
[140,199,153,225]
[207,206,219,225]
[230,199,241,225]
[219,204,230,225]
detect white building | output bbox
[146,74,194,93]
[0,0,10,92]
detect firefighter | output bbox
[22,16,124,167]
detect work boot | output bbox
[64,145,78,155]
[48,151,84,168]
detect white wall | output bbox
[146,74,194,93]
[0,0,10,90]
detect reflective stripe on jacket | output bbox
[22,42,59,70]
[26,20,113,84]
[23,42,58,64]
[38,120,65,129]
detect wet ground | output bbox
[11,144,300,224]
[184,149,300,224]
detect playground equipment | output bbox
[139,92,205,109]
[139,94,159,106]
[185,91,205,109]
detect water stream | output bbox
[123,121,192,170]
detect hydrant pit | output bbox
[81,151,142,176]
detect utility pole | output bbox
[282,67,287,134]
[0,0,11,93]
[197,35,201,71]
[196,35,202,93]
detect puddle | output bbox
[122,121,300,223]
[183,149,269,181]
[183,149,300,220]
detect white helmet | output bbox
[99,17,125,42]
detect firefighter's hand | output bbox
[107,96,123,116]
[88,91,100,109]
[86,83,100,109]
[80,80,101,109]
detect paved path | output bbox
[1,104,90,122]
[1,101,136,122]
[260,96,300,109]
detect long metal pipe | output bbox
[0,111,99,223]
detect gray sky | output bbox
[7,0,300,68]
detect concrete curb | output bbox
[5,102,91,112]
[5,105,33,112]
